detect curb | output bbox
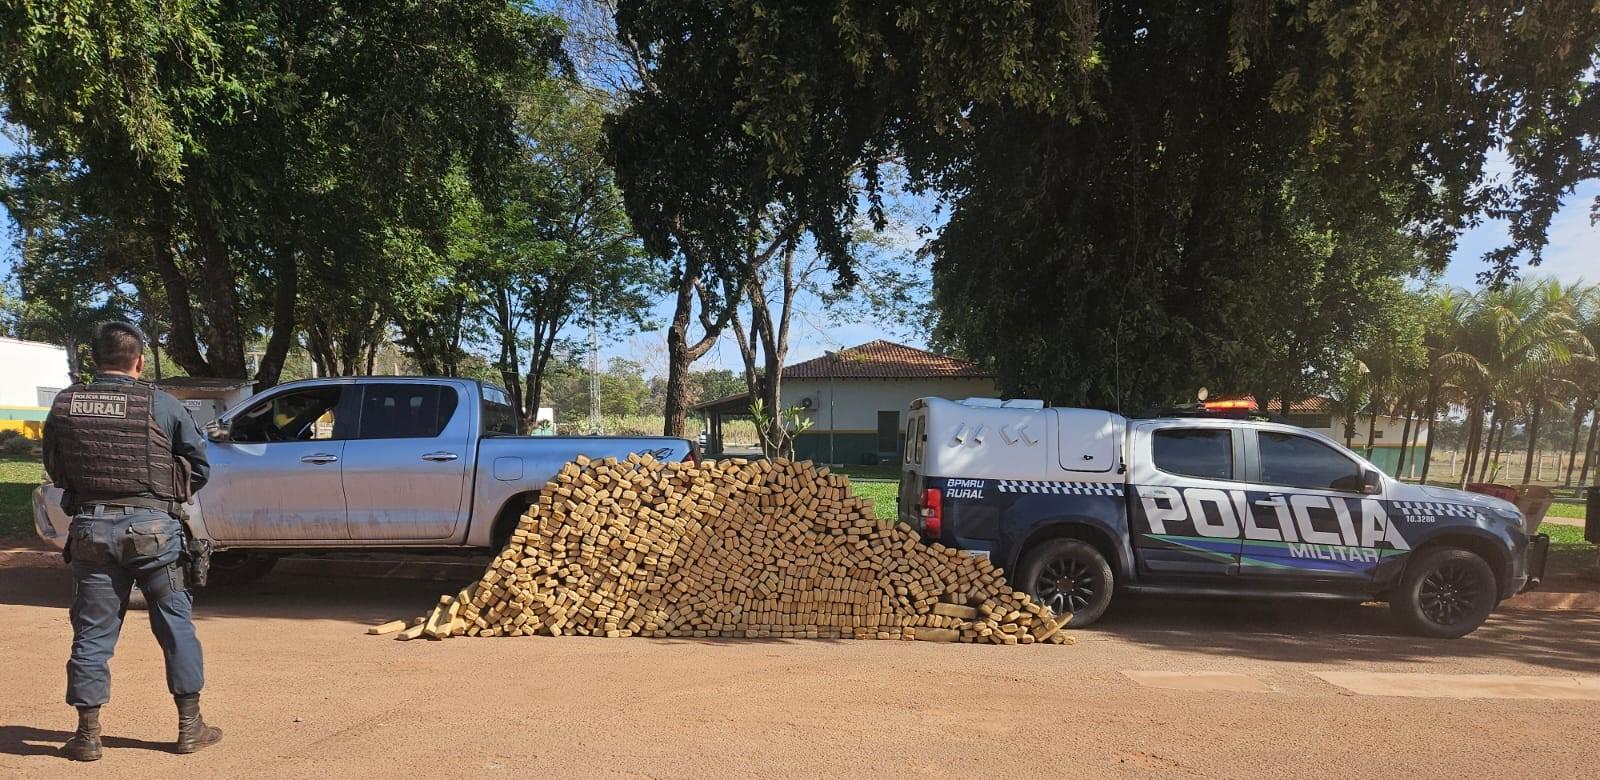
[1503,591,1600,612]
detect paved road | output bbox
[3,554,1597,779]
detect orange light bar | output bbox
[1203,399,1257,411]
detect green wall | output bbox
[793,432,900,465]
[0,407,49,421]
[1364,445,1427,479]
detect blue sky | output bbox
[2,133,1594,377]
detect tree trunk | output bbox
[1395,403,1414,478]
[253,251,298,391]
[1474,405,1498,482]
[1484,411,1508,482]
[523,307,564,436]
[1580,407,1599,487]
[1460,399,1484,488]
[1364,397,1381,459]
[1562,400,1588,486]
[661,261,722,438]
[149,220,212,376]
[1522,396,1543,484]
[192,215,249,379]
[1418,380,1440,484]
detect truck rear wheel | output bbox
[1391,547,1497,638]
[204,552,278,587]
[1017,539,1114,627]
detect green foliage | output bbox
[0,1,567,384]
[464,80,659,422]
[747,396,814,460]
[541,354,657,421]
[610,1,1599,411]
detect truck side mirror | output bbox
[1361,468,1382,495]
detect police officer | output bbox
[42,322,223,761]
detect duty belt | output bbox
[69,496,184,516]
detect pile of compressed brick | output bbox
[381,454,1071,645]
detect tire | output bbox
[1016,539,1115,627]
[491,495,539,552]
[204,552,278,587]
[1391,547,1497,638]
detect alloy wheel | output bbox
[1418,563,1486,627]
[1035,556,1096,616]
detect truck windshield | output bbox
[480,385,519,436]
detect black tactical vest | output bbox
[48,381,187,504]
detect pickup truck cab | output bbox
[899,396,1549,637]
[34,377,693,583]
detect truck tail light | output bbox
[919,488,943,539]
[683,447,700,465]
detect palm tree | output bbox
[1438,280,1586,487]
[1566,284,1600,485]
[1415,288,1473,483]
[1514,280,1591,483]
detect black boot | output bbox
[61,706,102,762]
[173,693,223,754]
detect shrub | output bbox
[0,433,38,457]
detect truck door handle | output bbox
[300,453,339,465]
[422,451,459,462]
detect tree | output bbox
[1564,286,1600,485]
[1515,281,1592,482]
[1433,280,1591,486]
[601,2,1600,411]
[0,0,565,388]
[730,190,932,457]
[470,82,656,431]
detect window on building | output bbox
[877,410,900,454]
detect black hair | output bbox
[91,322,146,371]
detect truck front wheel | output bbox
[1391,547,1497,638]
[1017,539,1114,627]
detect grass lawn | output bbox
[1542,522,1596,574]
[851,480,899,525]
[1547,501,1587,520]
[1,456,44,540]
[834,463,901,482]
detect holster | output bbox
[184,535,213,588]
[175,506,213,588]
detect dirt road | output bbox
[3,552,1597,779]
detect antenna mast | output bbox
[588,299,601,434]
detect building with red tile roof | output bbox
[692,341,997,463]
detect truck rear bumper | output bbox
[1520,533,1550,593]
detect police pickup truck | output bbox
[34,377,694,585]
[898,396,1549,637]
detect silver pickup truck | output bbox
[33,376,694,584]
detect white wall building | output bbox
[693,340,999,464]
[0,336,72,439]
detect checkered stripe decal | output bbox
[995,480,1124,496]
[1391,501,1482,519]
